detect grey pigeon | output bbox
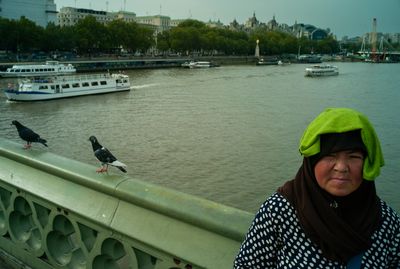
[12,120,48,149]
[88,135,127,173]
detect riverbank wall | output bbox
[0,56,258,73]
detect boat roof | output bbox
[23,73,128,83]
[9,61,73,69]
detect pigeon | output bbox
[11,120,48,149]
[88,135,127,173]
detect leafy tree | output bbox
[134,26,155,52]
[107,20,131,52]
[0,18,17,52]
[15,17,43,52]
[75,16,108,54]
[41,23,62,52]
[178,19,206,29]
[156,31,171,53]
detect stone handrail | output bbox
[0,138,253,269]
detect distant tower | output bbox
[106,1,109,12]
[371,18,377,54]
[255,39,260,58]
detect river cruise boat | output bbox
[0,61,76,78]
[183,61,219,68]
[4,73,130,101]
[305,64,339,77]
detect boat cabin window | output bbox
[72,83,80,88]
[100,81,107,85]
[116,79,122,83]
[61,84,70,89]
[91,81,98,86]
[39,85,48,90]
[123,79,128,83]
[82,82,89,87]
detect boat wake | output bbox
[130,83,159,89]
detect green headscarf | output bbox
[299,108,384,180]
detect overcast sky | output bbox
[54,0,400,39]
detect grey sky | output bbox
[54,0,400,39]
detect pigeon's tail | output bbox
[110,160,127,173]
[38,138,48,147]
[117,166,127,173]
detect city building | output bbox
[244,12,260,30]
[206,19,224,28]
[57,8,138,27]
[291,22,329,40]
[57,7,172,34]
[58,7,111,27]
[170,19,186,27]
[0,0,57,27]
[134,15,172,32]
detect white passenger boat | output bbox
[0,61,76,78]
[3,73,130,101]
[305,64,339,77]
[188,61,219,68]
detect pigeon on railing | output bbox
[11,120,48,149]
[88,135,127,173]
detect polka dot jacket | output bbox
[234,193,400,269]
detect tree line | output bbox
[0,16,341,57]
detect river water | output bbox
[0,62,399,213]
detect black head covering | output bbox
[310,130,367,166]
[278,130,381,263]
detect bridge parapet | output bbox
[0,138,252,269]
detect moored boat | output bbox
[305,64,339,77]
[256,57,279,66]
[188,61,219,68]
[0,61,76,78]
[3,73,130,101]
[298,55,322,64]
[181,61,191,68]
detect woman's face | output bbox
[314,150,364,196]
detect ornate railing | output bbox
[0,138,253,269]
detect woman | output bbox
[234,108,399,268]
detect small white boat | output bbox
[3,73,130,101]
[0,61,76,78]
[305,64,339,77]
[181,61,191,68]
[188,61,219,68]
[256,58,279,66]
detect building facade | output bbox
[0,0,57,27]
[57,7,171,33]
[58,7,113,27]
[134,15,172,32]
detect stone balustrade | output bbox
[0,138,253,269]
